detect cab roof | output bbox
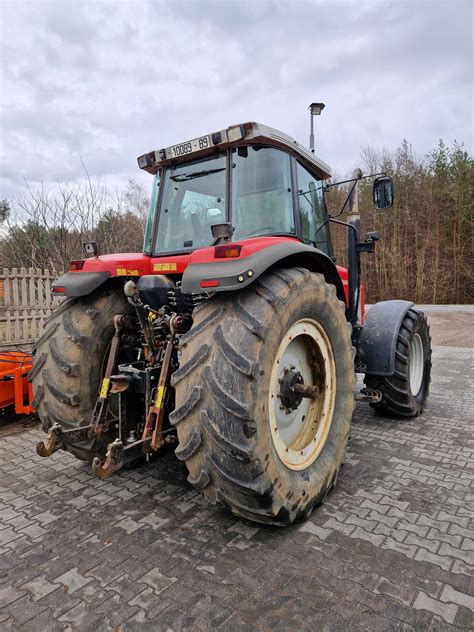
[137,121,332,180]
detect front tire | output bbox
[364,308,431,417]
[170,268,355,525]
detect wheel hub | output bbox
[279,367,318,412]
[268,319,336,471]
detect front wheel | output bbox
[170,268,355,526]
[365,308,432,417]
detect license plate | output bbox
[168,135,212,159]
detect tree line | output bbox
[0,138,472,303]
[328,139,473,304]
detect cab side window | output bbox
[296,162,330,255]
[232,146,295,240]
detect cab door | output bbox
[295,161,333,257]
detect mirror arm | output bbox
[328,217,358,235]
[326,171,387,219]
[329,179,359,219]
[324,171,387,191]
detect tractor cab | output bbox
[139,122,334,258]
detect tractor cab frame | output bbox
[141,122,334,258]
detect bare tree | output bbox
[0,178,149,270]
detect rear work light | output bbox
[200,279,220,288]
[214,244,241,258]
[69,260,85,271]
[226,125,245,142]
[52,287,65,294]
[137,151,156,170]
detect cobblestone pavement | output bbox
[0,345,473,631]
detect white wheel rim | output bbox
[409,333,424,396]
[268,319,336,471]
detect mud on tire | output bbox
[29,287,133,461]
[170,267,356,526]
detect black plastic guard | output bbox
[137,275,174,310]
[52,271,111,297]
[358,299,414,376]
[180,242,346,304]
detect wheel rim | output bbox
[268,318,336,471]
[409,333,424,396]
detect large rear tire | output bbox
[364,308,431,417]
[170,268,355,526]
[30,287,132,461]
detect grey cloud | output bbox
[0,0,472,202]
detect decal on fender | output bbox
[116,268,139,276]
[154,262,177,272]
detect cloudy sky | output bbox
[0,0,472,202]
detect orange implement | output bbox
[0,351,35,415]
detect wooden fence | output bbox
[0,268,64,349]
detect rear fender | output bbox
[180,241,347,305]
[358,300,414,376]
[52,271,112,297]
[52,253,152,298]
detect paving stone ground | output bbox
[0,345,472,631]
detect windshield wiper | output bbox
[170,168,225,182]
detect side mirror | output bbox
[373,176,394,209]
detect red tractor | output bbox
[33,118,431,525]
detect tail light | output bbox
[52,287,65,294]
[214,244,241,258]
[200,279,220,288]
[69,260,85,271]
